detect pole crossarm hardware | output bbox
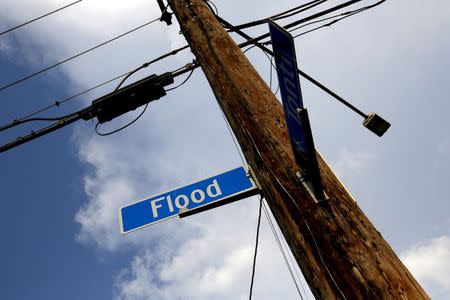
[0,71,176,153]
[156,0,173,25]
[168,0,428,299]
[81,72,174,123]
[217,16,390,137]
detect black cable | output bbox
[234,111,348,299]
[0,45,190,133]
[249,196,263,300]
[0,113,83,153]
[272,0,327,22]
[289,11,349,34]
[93,62,196,137]
[0,17,160,93]
[96,65,196,137]
[3,1,370,133]
[0,1,385,149]
[262,201,305,300]
[113,45,189,91]
[0,74,129,133]
[292,19,342,38]
[238,0,365,50]
[229,0,326,31]
[0,0,83,37]
[244,45,277,93]
[218,15,369,118]
[272,0,325,19]
[288,1,387,39]
[166,67,195,91]
[114,65,148,92]
[0,62,199,153]
[94,103,149,136]
[0,109,82,133]
[239,2,387,117]
[242,5,376,49]
[205,0,218,15]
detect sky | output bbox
[0,0,449,299]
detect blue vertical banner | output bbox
[269,19,325,200]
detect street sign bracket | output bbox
[178,185,259,218]
[247,166,262,191]
[296,171,329,203]
[179,167,261,219]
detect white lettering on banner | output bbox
[166,194,174,212]
[175,195,189,208]
[150,197,165,218]
[191,189,205,203]
[207,179,222,197]
[149,179,224,218]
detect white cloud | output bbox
[114,246,253,300]
[332,148,372,179]
[401,236,450,299]
[113,200,256,300]
[113,198,312,300]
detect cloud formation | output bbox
[402,236,450,299]
[332,148,373,180]
[114,198,312,300]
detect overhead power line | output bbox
[0,44,190,133]
[287,0,387,39]
[1,0,376,130]
[0,0,388,151]
[165,66,195,92]
[0,2,365,134]
[0,72,128,133]
[0,62,197,153]
[0,0,84,37]
[218,0,390,136]
[237,0,365,49]
[95,61,197,136]
[241,6,374,52]
[219,15,369,118]
[230,0,328,31]
[94,103,149,136]
[262,200,306,300]
[0,17,160,93]
[248,196,263,300]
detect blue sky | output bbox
[1,1,450,299]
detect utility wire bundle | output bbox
[0,62,197,153]
[0,0,388,154]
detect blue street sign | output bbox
[119,167,258,234]
[269,20,325,200]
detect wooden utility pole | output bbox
[168,1,428,299]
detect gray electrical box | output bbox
[363,113,391,137]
